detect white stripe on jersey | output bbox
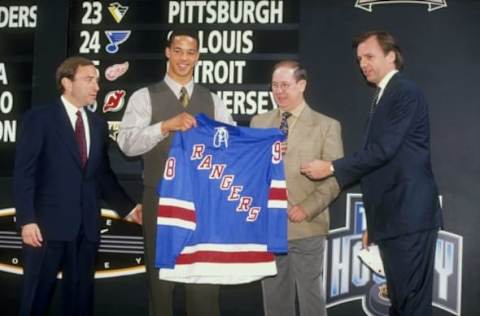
[268,200,288,209]
[158,197,195,211]
[270,179,286,188]
[159,261,277,284]
[180,243,268,254]
[157,217,196,230]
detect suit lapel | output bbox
[363,73,401,147]
[53,100,83,169]
[287,105,315,153]
[85,110,101,175]
[254,106,316,153]
[375,72,400,112]
[265,109,281,128]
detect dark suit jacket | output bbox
[13,100,134,242]
[333,73,443,242]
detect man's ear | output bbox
[61,77,72,93]
[165,46,171,59]
[386,51,396,65]
[298,79,307,93]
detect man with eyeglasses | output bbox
[250,60,343,316]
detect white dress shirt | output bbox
[376,69,399,102]
[117,75,235,156]
[62,96,139,218]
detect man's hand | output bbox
[362,231,369,249]
[288,205,308,223]
[300,159,333,180]
[161,113,197,134]
[125,204,142,225]
[21,223,43,247]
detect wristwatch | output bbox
[329,163,335,175]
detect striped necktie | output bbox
[179,87,189,108]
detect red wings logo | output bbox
[104,62,129,81]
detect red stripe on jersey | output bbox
[176,251,275,264]
[269,187,287,201]
[158,206,196,222]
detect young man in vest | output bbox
[118,30,234,316]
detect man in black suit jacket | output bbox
[13,57,141,316]
[301,31,442,316]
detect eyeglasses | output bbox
[271,82,295,91]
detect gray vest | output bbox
[142,81,214,187]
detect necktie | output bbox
[179,87,189,108]
[279,112,292,138]
[75,111,88,170]
[363,87,382,148]
[369,87,382,114]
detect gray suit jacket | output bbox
[251,105,344,240]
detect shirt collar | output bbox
[280,102,306,119]
[377,69,398,91]
[164,74,194,98]
[61,95,85,116]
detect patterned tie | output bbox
[279,111,292,138]
[369,87,382,114]
[179,87,189,108]
[75,111,88,170]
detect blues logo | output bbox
[105,30,131,54]
[325,193,462,315]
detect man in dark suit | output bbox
[301,31,443,316]
[13,56,141,316]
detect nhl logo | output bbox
[325,194,463,315]
[0,208,145,278]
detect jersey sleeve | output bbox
[266,140,288,253]
[155,133,196,269]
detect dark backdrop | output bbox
[0,0,478,315]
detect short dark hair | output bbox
[167,29,199,50]
[56,56,95,93]
[272,60,308,82]
[353,30,404,70]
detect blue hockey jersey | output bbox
[155,114,287,284]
